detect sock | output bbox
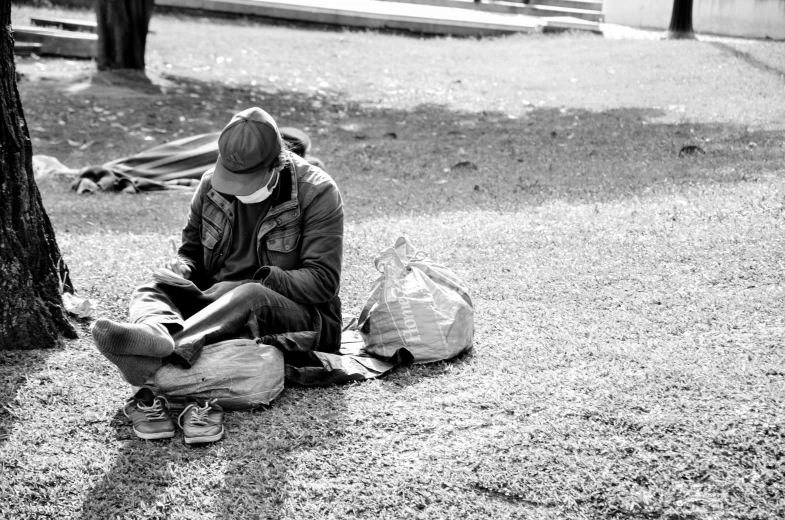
[92,320,175,386]
[92,319,175,357]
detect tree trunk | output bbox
[96,0,155,71]
[668,0,695,39]
[0,4,78,350]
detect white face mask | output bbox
[236,169,280,204]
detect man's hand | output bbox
[164,258,192,280]
[166,238,192,279]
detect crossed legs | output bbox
[93,281,312,385]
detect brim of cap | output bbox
[211,156,273,196]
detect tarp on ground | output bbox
[35,128,320,194]
[103,132,222,182]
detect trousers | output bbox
[129,280,312,366]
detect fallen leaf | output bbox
[678,145,706,157]
[453,161,478,171]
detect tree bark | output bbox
[668,0,695,39]
[96,0,155,71]
[0,4,78,350]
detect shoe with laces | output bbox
[123,388,175,440]
[178,399,224,445]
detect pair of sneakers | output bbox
[123,388,224,445]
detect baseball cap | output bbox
[212,107,282,196]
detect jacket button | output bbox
[275,219,282,225]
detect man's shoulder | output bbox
[290,153,335,189]
[195,168,216,196]
[201,168,215,184]
[289,154,341,210]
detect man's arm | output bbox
[258,178,343,305]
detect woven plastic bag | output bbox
[148,338,284,410]
[358,237,474,363]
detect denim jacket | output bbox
[178,152,344,352]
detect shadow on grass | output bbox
[74,384,350,518]
[214,385,350,517]
[0,315,92,448]
[209,351,475,517]
[0,349,58,447]
[31,71,785,236]
[74,354,474,518]
[77,406,206,519]
[710,41,785,80]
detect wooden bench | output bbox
[13,41,43,57]
[30,16,97,33]
[12,26,56,43]
[12,26,97,59]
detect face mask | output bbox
[236,169,280,204]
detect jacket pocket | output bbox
[200,218,223,272]
[267,229,301,270]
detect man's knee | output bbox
[230,282,277,306]
[129,282,166,314]
[131,282,159,298]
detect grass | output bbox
[2,3,785,519]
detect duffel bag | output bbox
[148,338,284,410]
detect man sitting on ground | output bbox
[92,107,344,444]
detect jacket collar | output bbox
[265,151,298,218]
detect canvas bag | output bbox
[358,237,474,364]
[148,338,284,411]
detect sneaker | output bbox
[123,388,175,440]
[178,399,224,445]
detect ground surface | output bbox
[2,4,785,520]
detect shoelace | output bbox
[178,400,216,429]
[136,398,169,422]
